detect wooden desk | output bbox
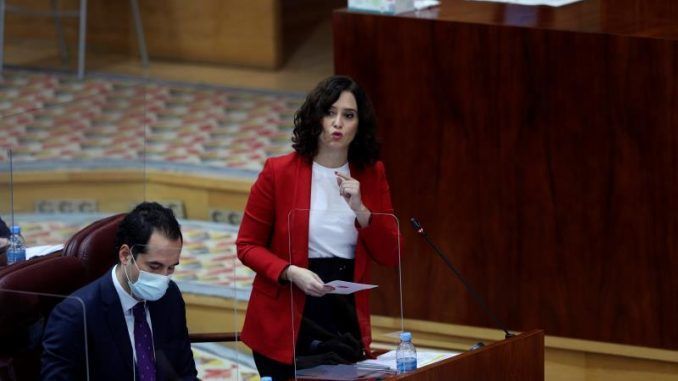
[291,330,544,381]
[334,0,678,351]
[392,330,543,381]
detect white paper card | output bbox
[26,244,64,260]
[348,0,416,14]
[359,349,460,371]
[324,280,378,294]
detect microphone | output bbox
[409,217,514,339]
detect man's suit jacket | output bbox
[41,270,197,381]
[236,152,401,364]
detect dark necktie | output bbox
[132,303,157,381]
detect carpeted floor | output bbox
[0,70,303,178]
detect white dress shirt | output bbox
[111,265,155,362]
[308,161,358,259]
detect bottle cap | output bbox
[10,225,20,234]
[261,378,273,381]
[400,331,412,341]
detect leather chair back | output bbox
[62,213,125,283]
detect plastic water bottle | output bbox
[7,225,26,265]
[396,331,417,373]
[260,377,272,381]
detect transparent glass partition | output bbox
[172,219,256,380]
[0,285,90,380]
[289,209,403,380]
[0,71,148,247]
[0,147,10,266]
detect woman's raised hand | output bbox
[335,172,362,211]
[336,171,371,227]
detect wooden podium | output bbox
[393,330,544,381]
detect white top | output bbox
[308,161,358,259]
[111,265,155,363]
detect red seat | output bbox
[61,213,125,284]
[0,254,85,381]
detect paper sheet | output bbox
[359,349,460,371]
[324,280,378,295]
[26,244,64,260]
[295,364,392,380]
[415,0,440,10]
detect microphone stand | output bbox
[410,218,514,339]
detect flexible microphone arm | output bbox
[410,217,514,339]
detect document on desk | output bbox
[359,350,461,371]
[468,0,583,6]
[324,280,377,295]
[295,364,392,380]
[26,244,64,260]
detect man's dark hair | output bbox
[292,75,380,168]
[115,202,182,259]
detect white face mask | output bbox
[123,251,170,301]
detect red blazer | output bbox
[236,152,401,364]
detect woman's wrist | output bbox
[280,265,292,282]
[356,204,371,227]
[282,265,298,283]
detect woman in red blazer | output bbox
[236,76,401,380]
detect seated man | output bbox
[41,202,198,381]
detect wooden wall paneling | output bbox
[281,0,344,65]
[139,0,281,68]
[333,1,678,350]
[333,14,446,319]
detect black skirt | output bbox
[296,257,364,361]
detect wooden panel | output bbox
[280,0,344,64]
[3,0,343,69]
[5,0,138,54]
[2,170,252,220]
[393,330,544,381]
[139,0,281,68]
[4,0,282,68]
[8,171,145,213]
[334,0,678,351]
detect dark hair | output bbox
[292,75,380,167]
[115,202,182,259]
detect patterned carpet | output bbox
[0,70,302,177]
[192,344,258,381]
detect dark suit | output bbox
[41,269,197,381]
